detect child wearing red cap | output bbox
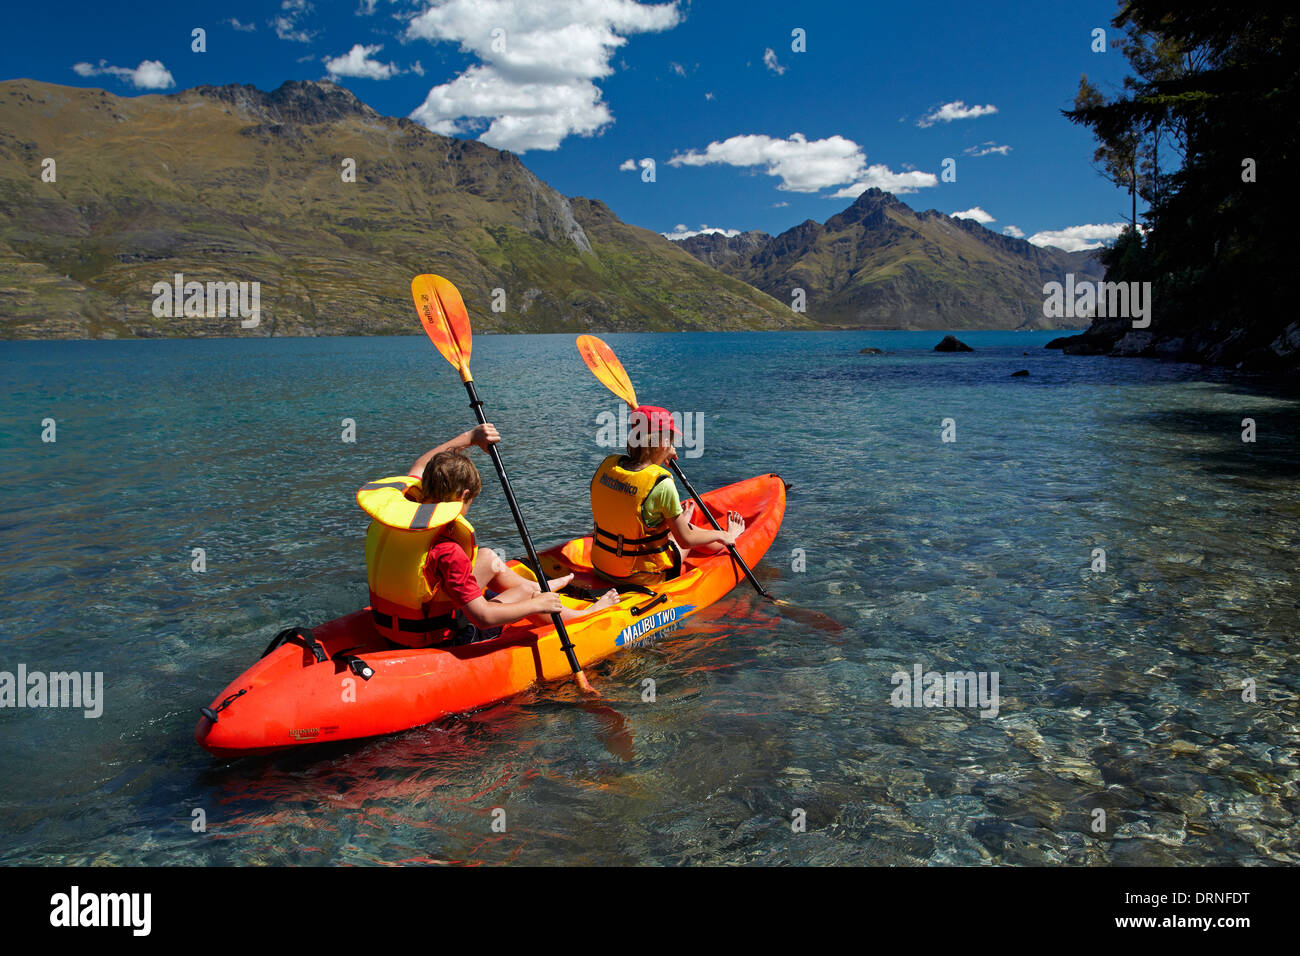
[589,405,744,587]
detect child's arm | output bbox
[407,423,500,478]
[670,501,745,550]
[461,591,563,628]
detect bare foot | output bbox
[546,572,575,591]
[588,589,620,612]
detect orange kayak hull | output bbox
[195,473,785,757]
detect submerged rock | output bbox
[859,347,884,354]
[934,335,973,352]
[1011,369,1029,376]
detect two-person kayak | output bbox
[195,473,786,757]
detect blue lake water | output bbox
[1,330,1297,865]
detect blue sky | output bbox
[3,0,1137,250]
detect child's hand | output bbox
[469,423,500,450]
[680,499,695,523]
[532,592,564,616]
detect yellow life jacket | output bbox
[589,454,675,579]
[356,475,477,645]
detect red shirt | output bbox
[423,540,482,609]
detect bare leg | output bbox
[473,548,574,594]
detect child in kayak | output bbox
[359,424,618,647]
[589,406,744,587]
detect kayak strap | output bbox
[370,609,456,634]
[562,581,655,601]
[261,626,328,663]
[334,652,375,681]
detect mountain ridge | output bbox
[676,188,1104,330]
[0,78,804,338]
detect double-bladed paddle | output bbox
[414,275,593,692]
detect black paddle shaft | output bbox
[463,379,582,674]
[668,459,773,600]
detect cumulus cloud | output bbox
[618,158,637,171]
[324,43,400,80]
[226,18,257,32]
[917,100,997,128]
[669,132,869,192]
[763,48,786,75]
[273,0,316,43]
[829,165,939,197]
[71,59,175,89]
[951,206,994,224]
[662,224,741,240]
[406,0,682,152]
[1028,222,1127,252]
[964,141,1011,157]
[1002,225,1025,238]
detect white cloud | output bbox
[829,164,939,197]
[964,141,1011,157]
[324,43,400,80]
[669,61,685,76]
[669,132,870,192]
[273,0,316,43]
[618,158,637,171]
[773,201,789,207]
[71,59,175,90]
[356,0,378,13]
[226,17,257,32]
[1027,222,1126,252]
[951,206,994,224]
[917,100,997,128]
[763,48,786,75]
[410,60,424,76]
[662,224,741,241]
[406,0,683,152]
[704,91,714,101]
[1002,225,1025,238]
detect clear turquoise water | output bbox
[1,330,1297,865]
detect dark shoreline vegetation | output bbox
[1052,0,1299,372]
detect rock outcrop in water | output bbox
[934,335,974,352]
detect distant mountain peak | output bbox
[185,79,378,126]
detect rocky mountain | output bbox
[676,189,1104,330]
[0,79,804,338]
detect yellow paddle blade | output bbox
[576,334,637,408]
[412,274,473,381]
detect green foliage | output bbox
[1063,0,1299,362]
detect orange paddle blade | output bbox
[412,275,473,381]
[576,334,637,408]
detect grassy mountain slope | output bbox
[0,79,804,338]
[678,189,1104,330]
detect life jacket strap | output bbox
[593,524,671,557]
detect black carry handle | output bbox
[668,459,773,601]
[464,380,583,676]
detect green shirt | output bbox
[641,473,682,529]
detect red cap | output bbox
[629,405,682,444]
